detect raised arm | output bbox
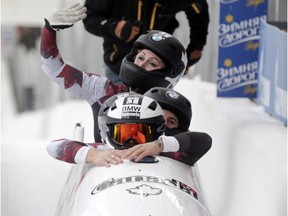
[185,0,210,66]
[40,3,128,105]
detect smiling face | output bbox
[134,49,166,71]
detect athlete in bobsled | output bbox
[47,92,211,166]
[123,87,212,165]
[123,87,212,166]
[47,93,161,166]
[52,93,212,216]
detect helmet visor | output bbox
[112,123,152,146]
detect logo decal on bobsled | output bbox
[126,184,162,197]
[91,175,198,199]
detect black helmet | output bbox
[144,87,192,132]
[119,30,187,94]
[98,92,165,149]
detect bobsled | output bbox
[55,157,211,216]
[54,124,212,216]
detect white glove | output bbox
[47,3,87,31]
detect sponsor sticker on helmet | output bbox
[150,32,172,42]
[166,90,180,100]
[122,96,142,118]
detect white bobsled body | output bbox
[56,156,211,216]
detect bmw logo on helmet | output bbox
[166,90,180,100]
[150,32,172,42]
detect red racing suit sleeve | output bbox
[46,139,107,164]
[40,23,128,105]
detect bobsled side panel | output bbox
[59,157,211,216]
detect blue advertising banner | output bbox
[217,0,268,98]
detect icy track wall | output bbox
[175,79,287,216]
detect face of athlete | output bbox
[134,49,166,71]
[162,109,179,129]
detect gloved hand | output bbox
[184,50,202,75]
[187,50,202,65]
[114,20,141,42]
[47,3,87,31]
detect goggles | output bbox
[112,123,153,146]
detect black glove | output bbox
[187,57,201,66]
[120,20,142,41]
